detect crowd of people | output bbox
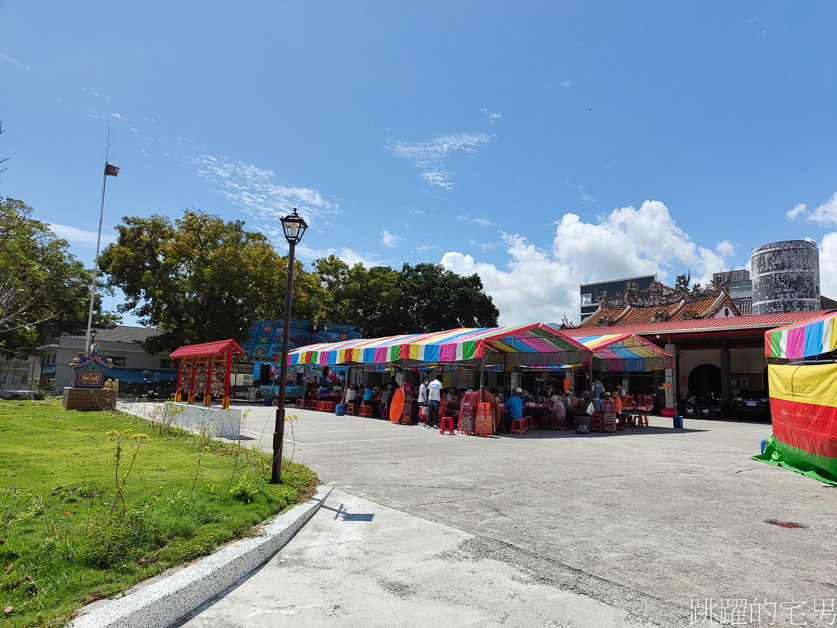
[300,370,644,434]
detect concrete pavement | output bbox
[182,488,674,628]
[226,405,837,626]
[116,402,837,626]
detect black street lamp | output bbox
[270,208,308,484]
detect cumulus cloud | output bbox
[560,80,571,88]
[295,243,379,268]
[480,108,503,124]
[389,132,492,189]
[819,232,837,299]
[49,223,115,247]
[381,230,402,248]
[786,192,837,226]
[715,240,736,257]
[440,200,735,326]
[192,155,338,228]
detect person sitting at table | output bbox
[504,388,524,433]
[494,388,504,403]
[547,393,565,428]
[319,382,330,398]
[613,390,623,414]
[361,385,373,411]
[616,384,626,401]
[333,380,343,395]
[304,381,318,406]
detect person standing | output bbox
[592,377,604,400]
[417,377,429,426]
[427,374,443,428]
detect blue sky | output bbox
[3,2,837,326]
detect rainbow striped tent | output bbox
[765,310,837,360]
[756,310,837,484]
[283,323,591,369]
[571,333,673,372]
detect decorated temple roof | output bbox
[70,344,113,371]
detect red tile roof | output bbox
[170,339,245,358]
[563,310,835,337]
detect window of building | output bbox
[110,357,126,366]
[160,359,174,369]
[581,293,592,305]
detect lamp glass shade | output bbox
[281,211,308,244]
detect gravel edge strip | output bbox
[70,485,333,628]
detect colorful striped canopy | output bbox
[283,323,591,368]
[765,310,837,360]
[571,333,673,372]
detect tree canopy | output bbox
[311,256,498,337]
[99,210,310,353]
[0,197,114,357]
[100,209,499,353]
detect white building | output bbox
[38,324,177,394]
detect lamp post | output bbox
[271,208,308,484]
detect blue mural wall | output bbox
[241,320,361,359]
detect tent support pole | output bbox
[479,358,485,391]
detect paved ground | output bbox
[172,403,837,626]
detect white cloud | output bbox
[1,53,29,70]
[440,200,736,326]
[819,233,837,299]
[381,230,402,248]
[415,244,437,251]
[560,80,571,88]
[111,112,124,120]
[786,192,837,226]
[458,213,498,227]
[580,193,595,203]
[715,240,736,257]
[389,132,492,189]
[787,203,807,220]
[480,108,503,124]
[49,223,115,247]
[295,243,380,268]
[192,155,338,229]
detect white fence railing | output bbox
[0,360,32,389]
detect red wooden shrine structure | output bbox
[170,339,244,409]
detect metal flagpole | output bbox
[84,163,110,353]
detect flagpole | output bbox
[84,163,109,353]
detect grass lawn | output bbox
[0,399,318,627]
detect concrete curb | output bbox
[70,485,333,628]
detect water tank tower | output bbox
[751,240,820,315]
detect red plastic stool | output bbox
[591,412,604,432]
[555,416,567,431]
[510,418,526,435]
[360,404,373,418]
[524,415,534,431]
[636,414,648,427]
[304,399,316,410]
[295,399,304,409]
[347,403,358,416]
[323,401,336,413]
[439,416,455,434]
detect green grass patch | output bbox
[0,399,318,627]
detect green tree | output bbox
[392,263,499,333]
[0,197,112,357]
[99,209,327,354]
[312,257,498,337]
